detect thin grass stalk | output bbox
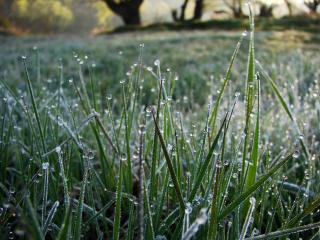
[138,116,146,240]
[152,109,185,211]
[41,162,50,228]
[113,159,123,240]
[239,197,256,240]
[22,58,47,157]
[43,201,59,236]
[246,221,320,240]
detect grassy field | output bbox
[0,24,319,240]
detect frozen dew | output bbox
[87,151,94,160]
[293,150,300,159]
[242,30,248,37]
[154,59,160,66]
[21,56,27,60]
[235,92,241,97]
[42,162,49,170]
[55,146,61,153]
[106,94,112,101]
[185,202,192,215]
[119,79,126,84]
[195,208,208,225]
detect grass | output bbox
[0,12,320,239]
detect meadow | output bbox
[0,19,319,239]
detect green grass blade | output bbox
[209,31,245,130]
[57,204,72,240]
[113,160,123,240]
[287,196,320,228]
[152,109,185,210]
[74,160,89,240]
[246,221,320,240]
[25,197,44,240]
[43,201,59,236]
[22,58,47,156]
[218,153,294,221]
[256,60,310,158]
[241,3,255,185]
[189,112,228,202]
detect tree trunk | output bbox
[193,0,204,20]
[119,6,141,25]
[180,0,189,21]
[103,0,143,26]
[284,0,293,16]
[304,0,320,14]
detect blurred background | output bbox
[0,0,319,35]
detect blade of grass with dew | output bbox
[22,58,47,158]
[144,184,155,239]
[56,204,72,240]
[245,74,260,188]
[43,201,59,236]
[113,160,123,240]
[182,208,208,240]
[150,77,164,200]
[56,146,70,206]
[121,82,133,193]
[246,221,320,240]
[83,200,114,225]
[25,197,44,240]
[127,202,135,240]
[256,60,310,158]
[239,197,256,240]
[207,98,237,239]
[138,120,145,240]
[41,162,50,228]
[241,3,256,187]
[218,153,294,221]
[152,109,185,211]
[74,158,89,240]
[188,112,228,202]
[208,31,245,132]
[286,196,320,228]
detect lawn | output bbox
[0,27,319,239]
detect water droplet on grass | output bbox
[154,59,160,66]
[293,150,300,159]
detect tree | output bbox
[101,0,143,26]
[304,0,320,14]
[284,0,293,16]
[1,0,73,32]
[172,0,189,22]
[223,0,244,18]
[257,2,275,18]
[193,0,204,20]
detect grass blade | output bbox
[74,159,89,240]
[57,204,72,240]
[113,160,123,240]
[218,153,294,221]
[246,221,320,240]
[256,60,310,158]
[43,201,59,236]
[25,197,44,240]
[189,112,228,202]
[152,109,185,210]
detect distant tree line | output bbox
[0,0,319,32]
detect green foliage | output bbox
[0,22,319,239]
[12,0,73,30]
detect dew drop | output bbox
[293,150,300,159]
